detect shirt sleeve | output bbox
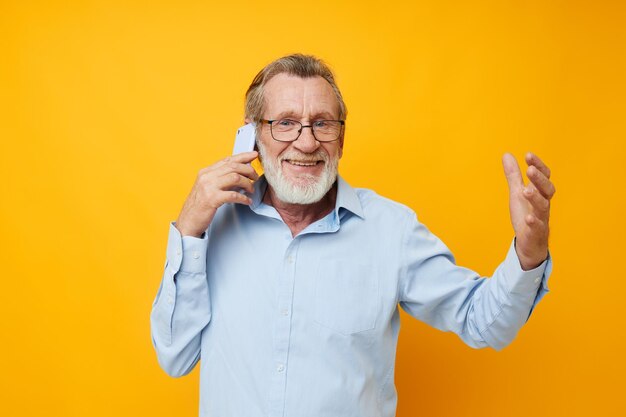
[150,222,211,376]
[398,213,551,351]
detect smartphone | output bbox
[232,123,257,155]
[232,123,257,194]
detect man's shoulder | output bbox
[351,185,416,222]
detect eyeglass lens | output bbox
[271,119,342,142]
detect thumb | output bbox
[502,153,524,194]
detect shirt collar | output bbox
[335,175,365,220]
[249,175,365,221]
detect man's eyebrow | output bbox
[272,110,301,120]
[272,111,338,120]
[311,111,338,120]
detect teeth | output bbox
[288,160,318,166]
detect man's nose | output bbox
[293,125,320,153]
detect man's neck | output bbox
[263,183,337,237]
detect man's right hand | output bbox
[175,151,259,237]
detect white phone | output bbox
[232,123,257,155]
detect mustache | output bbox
[279,150,329,163]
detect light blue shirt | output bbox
[151,176,550,417]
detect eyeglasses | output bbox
[260,119,345,143]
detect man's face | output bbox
[256,73,344,205]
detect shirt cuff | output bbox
[501,239,551,297]
[165,222,208,274]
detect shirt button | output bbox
[192,251,200,259]
[167,296,174,305]
[277,364,285,372]
[281,309,289,316]
[286,256,294,263]
[534,277,541,284]
[176,250,182,256]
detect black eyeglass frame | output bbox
[259,119,345,143]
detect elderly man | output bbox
[151,54,554,417]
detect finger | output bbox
[502,153,524,193]
[202,160,260,182]
[525,152,551,179]
[527,165,556,200]
[227,151,259,164]
[208,151,259,171]
[218,160,259,181]
[216,172,255,194]
[523,186,550,219]
[215,190,253,206]
[236,160,260,181]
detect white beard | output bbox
[257,140,339,205]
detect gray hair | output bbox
[244,54,347,123]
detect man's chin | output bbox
[284,174,321,187]
[267,174,336,206]
[274,185,322,205]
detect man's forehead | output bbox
[263,73,339,117]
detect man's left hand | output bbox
[502,152,556,270]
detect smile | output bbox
[284,160,321,167]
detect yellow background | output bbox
[1,1,625,416]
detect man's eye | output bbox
[278,119,297,127]
[313,120,327,128]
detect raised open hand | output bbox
[502,152,556,270]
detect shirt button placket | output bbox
[268,239,299,417]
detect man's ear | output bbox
[245,118,252,125]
